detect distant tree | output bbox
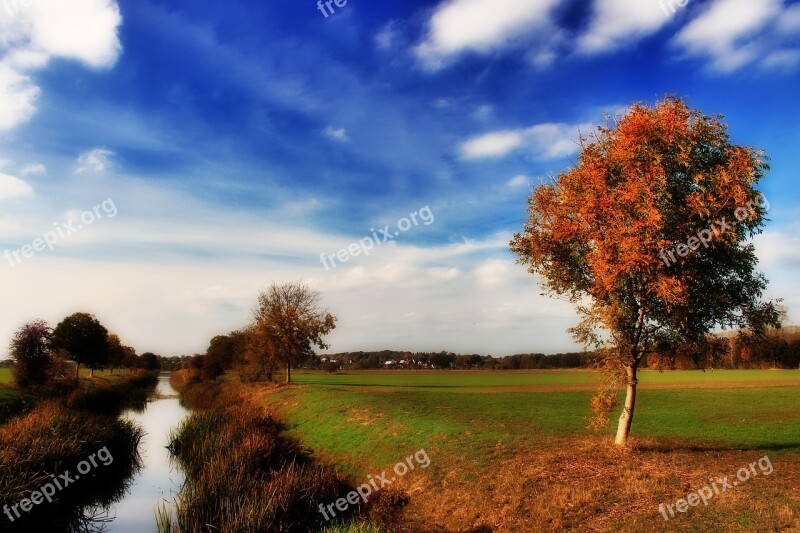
[106,334,131,373]
[323,361,338,374]
[121,346,139,370]
[250,281,337,384]
[240,325,277,382]
[204,331,246,380]
[139,352,161,371]
[511,97,781,446]
[9,320,53,389]
[52,313,109,378]
[428,352,456,369]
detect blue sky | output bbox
[1,0,800,356]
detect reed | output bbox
[159,399,358,532]
[0,402,143,532]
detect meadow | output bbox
[0,367,133,423]
[260,370,800,531]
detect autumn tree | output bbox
[203,330,246,380]
[53,313,110,378]
[511,97,781,446]
[9,320,54,389]
[106,334,135,373]
[241,324,277,382]
[250,281,337,384]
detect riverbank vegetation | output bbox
[161,371,402,532]
[0,369,157,531]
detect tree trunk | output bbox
[614,364,638,446]
[90,367,94,378]
[75,363,80,379]
[286,361,292,384]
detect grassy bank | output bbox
[0,368,156,423]
[67,371,158,414]
[259,370,800,532]
[161,372,397,532]
[0,402,144,532]
[0,370,157,531]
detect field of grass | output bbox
[1,367,126,386]
[293,368,800,390]
[259,369,800,532]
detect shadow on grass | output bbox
[633,438,800,454]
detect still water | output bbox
[108,372,189,532]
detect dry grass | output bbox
[395,435,800,532]
[159,389,363,532]
[0,402,143,532]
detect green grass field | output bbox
[273,370,800,474]
[261,369,800,531]
[0,367,125,386]
[0,367,128,424]
[293,368,800,389]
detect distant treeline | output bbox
[317,327,800,371]
[318,350,592,370]
[165,326,800,381]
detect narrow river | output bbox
[107,372,189,532]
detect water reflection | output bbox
[107,373,189,532]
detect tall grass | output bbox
[169,368,225,411]
[0,402,143,532]
[158,397,360,532]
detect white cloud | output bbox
[375,21,399,50]
[0,0,122,131]
[283,198,322,215]
[0,174,581,356]
[673,0,782,72]
[460,122,587,160]
[474,259,513,286]
[0,173,33,200]
[460,130,523,159]
[414,0,562,69]
[762,49,800,70]
[20,162,46,175]
[754,231,800,270]
[472,104,493,120]
[506,174,530,189]
[74,148,114,174]
[0,63,40,130]
[25,0,122,68]
[777,3,800,34]
[323,126,350,143]
[579,0,670,53]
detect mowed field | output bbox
[261,370,800,532]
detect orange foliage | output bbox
[511,96,780,440]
